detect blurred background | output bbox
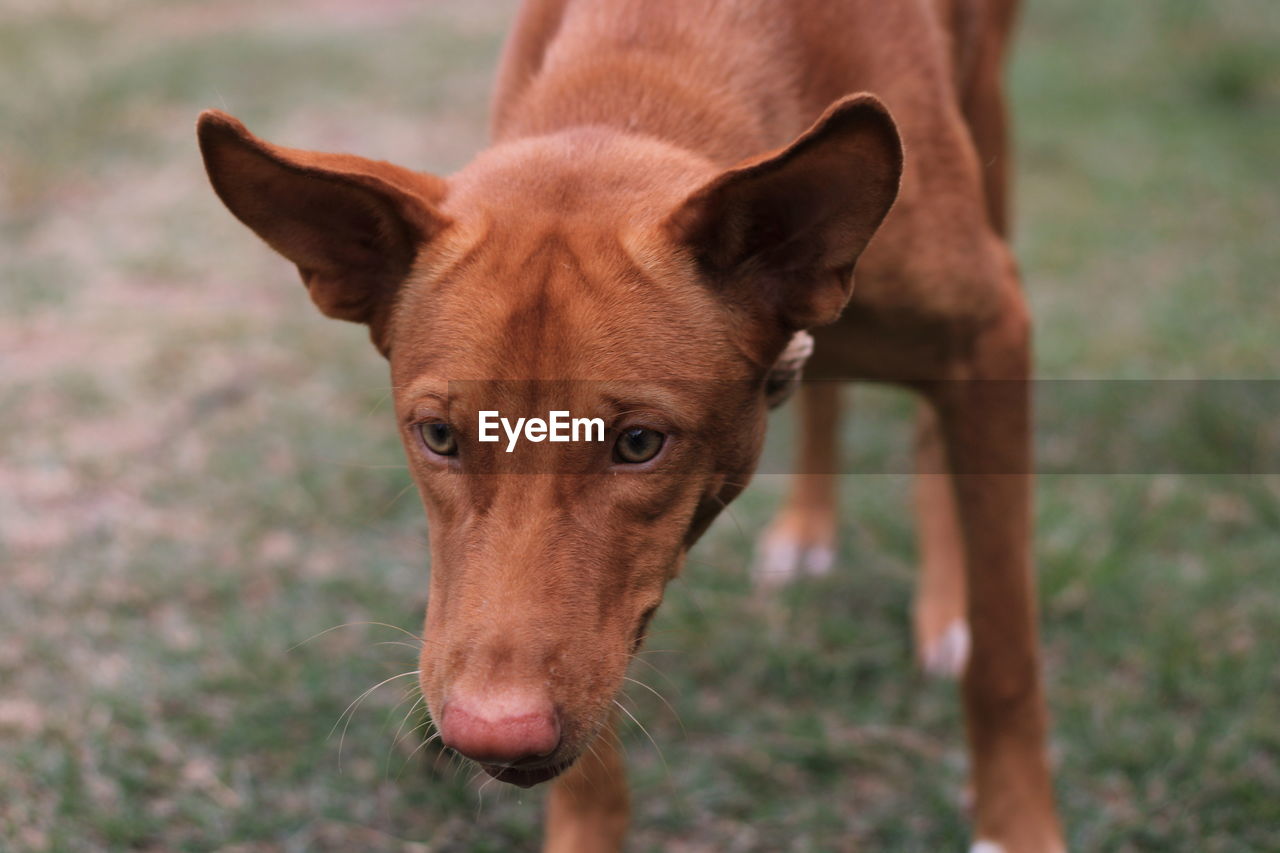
[2,0,1277,850]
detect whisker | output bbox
[398,715,437,746]
[382,684,420,734]
[622,676,684,734]
[576,736,613,801]
[450,749,470,783]
[655,575,712,619]
[612,698,669,780]
[287,620,423,652]
[364,387,394,418]
[343,463,411,470]
[626,652,682,694]
[379,479,419,515]
[475,770,498,818]
[386,695,427,776]
[397,731,443,780]
[719,502,751,550]
[373,640,424,653]
[330,669,420,771]
[628,627,684,641]
[584,738,603,769]
[684,556,747,577]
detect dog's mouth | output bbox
[480,758,572,788]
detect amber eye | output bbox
[613,427,665,464]
[419,422,458,457]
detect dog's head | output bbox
[198,95,900,786]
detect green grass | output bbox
[2,0,1278,850]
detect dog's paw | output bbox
[970,840,1066,853]
[751,526,835,589]
[970,843,1006,853]
[921,618,970,679]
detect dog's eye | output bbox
[420,422,458,457]
[613,427,664,464]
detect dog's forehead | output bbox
[386,132,752,397]
[390,215,746,394]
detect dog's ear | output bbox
[666,94,902,331]
[196,110,450,355]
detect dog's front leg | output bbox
[543,717,629,853]
[930,280,1064,853]
[913,404,971,679]
[753,381,842,587]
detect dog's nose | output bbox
[439,690,560,766]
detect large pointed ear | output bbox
[666,94,902,331]
[196,110,450,355]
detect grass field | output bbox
[2,0,1278,850]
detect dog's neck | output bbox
[491,1,805,165]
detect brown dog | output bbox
[197,0,1063,850]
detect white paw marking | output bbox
[801,543,835,576]
[970,842,1006,853]
[752,536,803,588]
[923,618,970,679]
[752,535,835,587]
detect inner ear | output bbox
[196,110,450,354]
[666,94,903,331]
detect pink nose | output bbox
[439,691,560,766]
